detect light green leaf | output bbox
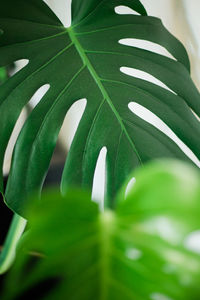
[2,160,200,300]
[0,0,200,214]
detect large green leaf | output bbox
[0,0,200,214]
[2,160,200,299]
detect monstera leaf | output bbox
[0,0,200,214]
[2,160,200,300]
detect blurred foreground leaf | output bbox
[2,160,200,300]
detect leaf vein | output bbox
[25,65,86,183]
[0,30,67,50]
[82,99,106,171]
[0,17,63,28]
[0,42,73,109]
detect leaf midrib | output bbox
[67,27,142,163]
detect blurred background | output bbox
[2,0,200,203]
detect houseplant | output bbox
[0,0,200,297]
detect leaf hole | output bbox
[59,98,87,151]
[115,5,140,15]
[3,109,27,175]
[44,0,71,27]
[184,230,200,254]
[119,39,176,60]
[120,66,175,94]
[92,147,107,211]
[128,102,200,167]
[29,84,50,108]
[10,59,29,76]
[3,84,50,175]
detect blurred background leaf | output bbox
[1,160,200,300]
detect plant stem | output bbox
[0,213,27,274]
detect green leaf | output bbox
[0,67,7,84]
[2,160,200,300]
[1,0,200,214]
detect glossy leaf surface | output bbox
[0,0,200,214]
[2,160,200,300]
